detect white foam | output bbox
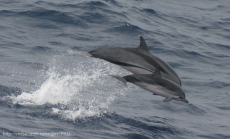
[8,52,130,121]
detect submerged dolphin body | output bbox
[111,69,188,103]
[88,37,181,86]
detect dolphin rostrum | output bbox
[88,36,181,86]
[111,68,188,103]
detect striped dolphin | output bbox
[111,68,188,103]
[88,36,181,86]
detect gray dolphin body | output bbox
[111,69,188,103]
[88,37,181,86]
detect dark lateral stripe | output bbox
[109,61,154,73]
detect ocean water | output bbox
[0,0,230,139]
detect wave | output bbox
[0,84,21,97]
[6,52,130,121]
[103,113,182,139]
[31,46,51,53]
[105,22,147,35]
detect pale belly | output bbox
[134,82,180,99]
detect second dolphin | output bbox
[88,36,181,86]
[111,68,188,103]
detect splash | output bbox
[8,51,130,120]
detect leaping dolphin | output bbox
[88,36,181,86]
[110,68,188,103]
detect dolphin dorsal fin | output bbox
[138,36,149,52]
[154,67,161,76]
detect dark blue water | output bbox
[0,0,230,139]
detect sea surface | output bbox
[0,0,230,139]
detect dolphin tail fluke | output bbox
[88,50,96,57]
[163,97,172,102]
[86,52,93,57]
[110,75,127,86]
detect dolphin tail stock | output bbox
[109,75,127,86]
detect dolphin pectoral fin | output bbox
[138,36,150,52]
[109,75,127,86]
[163,97,172,102]
[182,99,189,103]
